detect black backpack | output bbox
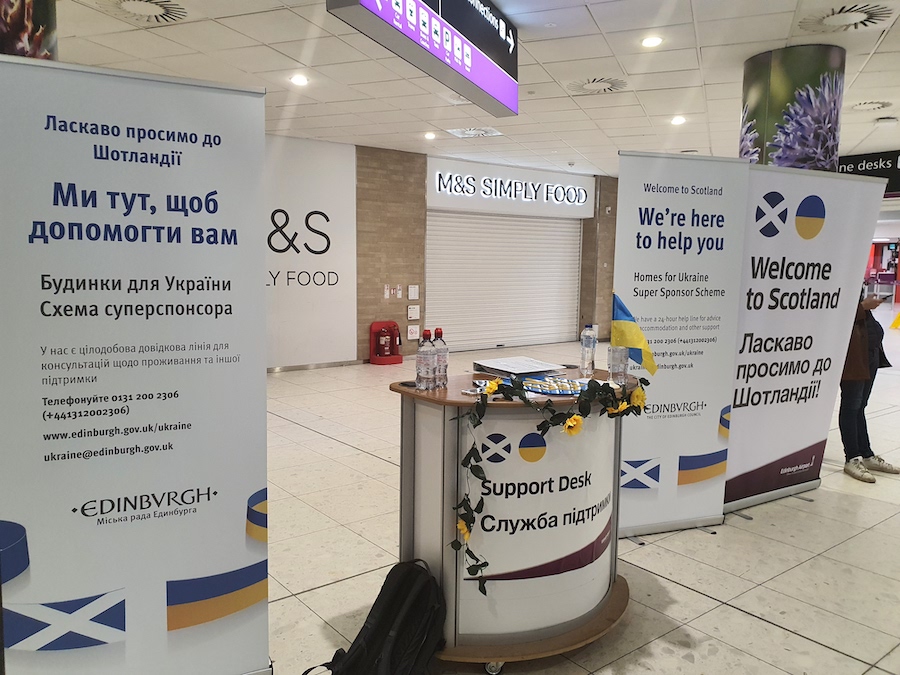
[302,559,446,675]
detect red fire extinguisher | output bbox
[376,327,392,357]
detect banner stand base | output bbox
[243,659,274,675]
[618,514,724,539]
[724,479,821,514]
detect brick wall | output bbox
[579,176,618,339]
[356,146,427,360]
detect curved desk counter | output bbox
[390,371,629,669]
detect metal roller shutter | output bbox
[425,210,582,351]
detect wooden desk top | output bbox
[389,369,621,408]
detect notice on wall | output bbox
[264,136,357,368]
[725,166,886,505]
[457,413,615,636]
[613,152,749,534]
[0,57,268,675]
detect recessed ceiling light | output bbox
[424,132,436,140]
[671,116,686,125]
[290,74,308,86]
[641,36,663,47]
[853,100,893,111]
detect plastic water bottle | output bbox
[580,324,597,378]
[415,329,436,391]
[433,328,448,389]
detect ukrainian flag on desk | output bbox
[611,294,657,375]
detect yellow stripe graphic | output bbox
[167,580,268,631]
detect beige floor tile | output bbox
[267,423,322,444]
[821,469,900,505]
[267,481,291,502]
[339,410,401,432]
[266,379,315,399]
[730,586,898,665]
[269,526,396,594]
[334,451,399,479]
[271,407,323,425]
[774,487,900,529]
[726,501,864,553]
[872,511,900,539]
[371,444,401,463]
[298,565,392,641]
[266,411,295,428]
[269,575,292,602]
[765,556,900,637]
[654,524,814,583]
[266,429,295,448]
[266,398,294,412]
[300,418,356,436]
[268,596,348,672]
[303,401,374,419]
[268,496,339,543]
[332,429,396,452]
[592,625,793,674]
[276,392,343,409]
[618,560,721,623]
[621,543,756,602]
[690,604,868,675]
[877,644,900,674]
[267,442,326,470]
[824,529,900,582]
[365,424,401,444]
[299,478,400,525]
[430,655,590,674]
[268,458,369,496]
[566,601,681,672]
[345,510,400,556]
[300,435,360,459]
[616,537,641,556]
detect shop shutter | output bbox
[425,210,582,351]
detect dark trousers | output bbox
[839,351,880,461]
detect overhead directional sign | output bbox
[327,0,518,117]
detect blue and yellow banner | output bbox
[246,488,268,543]
[678,449,728,485]
[611,294,657,375]
[166,560,268,631]
[0,520,29,584]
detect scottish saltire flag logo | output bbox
[611,294,657,375]
[0,520,29,583]
[246,488,268,543]
[795,195,826,239]
[718,405,731,440]
[620,458,660,489]
[678,449,728,485]
[756,191,787,237]
[482,433,512,463]
[518,433,547,463]
[3,589,125,650]
[167,560,267,631]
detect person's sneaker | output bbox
[845,457,876,483]
[863,455,900,474]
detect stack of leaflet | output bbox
[472,356,565,378]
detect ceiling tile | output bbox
[105,59,182,77]
[574,91,641,108]
[692,0,799,21]
[273,36,370,66]
[542,56,624,81]
[588,0,693,32]
[788,29,884,54]
[519,97,581,113]
[518,64,555,85]
[338,33,396,59]
[543,119,601,132]
[220,10,325,44]
[706,98,742,122]
[595,117,652,129]
[699,41,786,69]
[316,60,401,85]
[214,45,300,72]
[637,86,706,114]
[618,47,698,74]
[333,99,398,113]
[604,22,697,55]
[354,79,427,97]
[57,0,136,37]
[705,82,742,100]
[274,102,345,118]
[509,7,601,42]
[520,81,570,99]
[291,4,357,35]
[703,67,744,84]
[378,56,427,79]
[409,105,486,121]
[264,89,319,106]
[87,30,195,59]
[585,105,646,119]
[183,0,284,19]
[698,14,793,46]
[529,109,591,123]
[149,21,258,52]
[627,69,701,90]
[58,37,133,65]
[150,53,257,84]
[381,93,453,109]
[525,34,613,62]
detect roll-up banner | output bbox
[264,136,357,369]
[0,57,268,675]
[725,166,887,508]
[613,152,749,535]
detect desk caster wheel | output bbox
[485,662,504,674]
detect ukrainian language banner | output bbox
[0,56,268,674]
[725,166,886,505]
[613,152,748,534]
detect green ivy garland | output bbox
[451,375,649,595]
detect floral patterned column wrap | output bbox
[1,0,56,59]
[741,45,845,172]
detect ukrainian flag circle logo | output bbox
[795,195,825,240]
[483,433,511,463]
[518,433,547,463]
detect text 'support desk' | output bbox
[390,371,629,670]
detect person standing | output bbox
[840,295,897,482]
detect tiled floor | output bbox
[265,303,900,675]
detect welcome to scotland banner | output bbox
[725,166,886,506]
[613,152,748,535]
[0,57,268,675]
